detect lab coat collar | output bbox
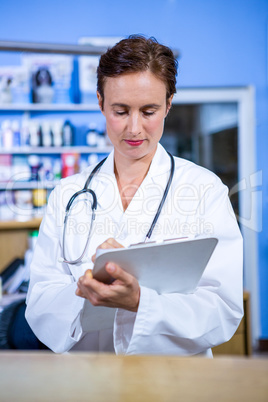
[89,149,117,211]
[99,143,171,181]
[91,143,172,210]
[147,143,172,184]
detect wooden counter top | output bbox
[0,352,267,401]
[0,217,42,230]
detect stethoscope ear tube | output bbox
[145,152,175,240]
[65,189,97,214]
[62,157,107,265]
[62,205,95,265]
[61,153,175,264]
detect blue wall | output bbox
[0,0,267,339]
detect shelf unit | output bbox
[0,40,113,271]
[0,103,101,112]
[0,145,112,190]
[0,145,112,154]
[0,217,42,230]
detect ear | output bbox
[165,95,174,117]
[97,91,104,113]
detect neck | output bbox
[114,148,157,183]
[114,147,157,211]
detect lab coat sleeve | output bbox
[25,184,85,353]
[113,181,244,355]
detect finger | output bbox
[105,238,124,249]
[78,270,93,288]
[98,238,124,251]
[78,271,107,294]
[75,287,85,298]
[92,238,124,263]
[85,269,93,279]
[105,262,133,285]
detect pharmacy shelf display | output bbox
[0,40,113,224]
[0,117,112,221]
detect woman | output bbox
[26,35,243,356]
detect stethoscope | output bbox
[61,152,175,265]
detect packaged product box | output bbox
[61,152,80,178]
[0,190,15,221]
[12,155,31,182]
[22,54,74,104]
[0,66,30,104]
[0,154,12,182]
[14,189,33,221]
[78,37,122,104]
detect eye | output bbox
[143,110,155,116]
[115,110,128,116]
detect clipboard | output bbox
[93,237,218,294]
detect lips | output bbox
[124,139,144,146]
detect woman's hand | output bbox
[91,237,124,264]
[75,238,140,312]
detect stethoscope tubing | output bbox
[145,152,174,240]
[61,152,175,265]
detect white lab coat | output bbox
[25,144,243,356]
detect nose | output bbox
[127,112,142,136]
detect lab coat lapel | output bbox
[142,144,172,220]
[92,144,172,209]
[149,143,173,186]
[85,144,173,246]
[121,144,173,244]
[90,150,120,213]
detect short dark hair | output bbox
[97,34,178,107]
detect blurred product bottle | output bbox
[12,155,31,182]
[28,155,41,181]
[14,189,33,221]
[29,230,39,250]
[32,187,47,216]
[11,120,21,147]
[62,120,73,146]
[0,190,15,221]
[97,131,106,147]
[1,120,13,149]
[52,120,63,147]
[21,117,30,146]
[0,154,12,182]
[22,230,40,287]
[42,158,54,181]
[61,153,79,178]
[79,158,88,173]
[0,76,12,104]
[41,121,53,147]
[29,121,41,147]
[53,158,62,181]
[88,153,99,166]
[32,67,54,104]
[86,122,99,147]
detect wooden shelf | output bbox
[0,217,42,230]
[0,217,42,272]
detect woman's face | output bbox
[97,71,172,163]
